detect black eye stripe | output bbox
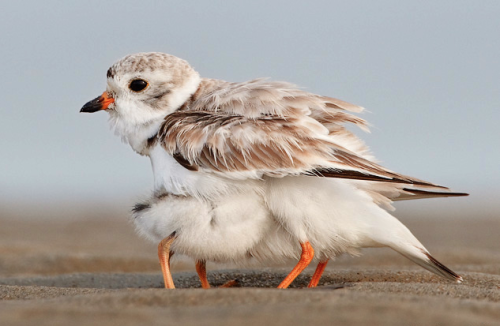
[129,79,149,92]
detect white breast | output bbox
[149,145,262,199]
[149,144,197,195]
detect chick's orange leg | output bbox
[196,260,240,288]
[277,241,315,289]
[196,260,211,289]
[219,279,239,288]
[308,259,329,288]
[158,232,177,289]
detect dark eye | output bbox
[129,79,149,92]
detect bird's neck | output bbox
[107,112,164,156]
[124,119,164,156]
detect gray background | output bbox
[1,1,498,216]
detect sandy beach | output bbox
[1,206,499,326]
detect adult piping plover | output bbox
[81,52,467,289]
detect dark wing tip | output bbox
[403,188,469,197]
[309,168,445,187]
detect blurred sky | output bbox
[1,1,499,214]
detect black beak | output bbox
[80,92,115,113]
[80,96,102,113]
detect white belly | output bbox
[265,176,386,259]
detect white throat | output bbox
[108,73,201,155]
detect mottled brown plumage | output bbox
[154,78,446,189]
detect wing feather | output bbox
[156,78,467,198]
[159,110,443,188]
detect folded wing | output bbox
[156,78,467,199]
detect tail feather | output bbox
[363,200,463,282]
[391,245,462,283]
[421,251,463,282]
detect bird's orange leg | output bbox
[277,241,315,289]
[196,260,211,289]
[158,232,177,289]
[308,259,329,288]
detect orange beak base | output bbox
[80,92,115,113]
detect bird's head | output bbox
[80,52,201,127]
